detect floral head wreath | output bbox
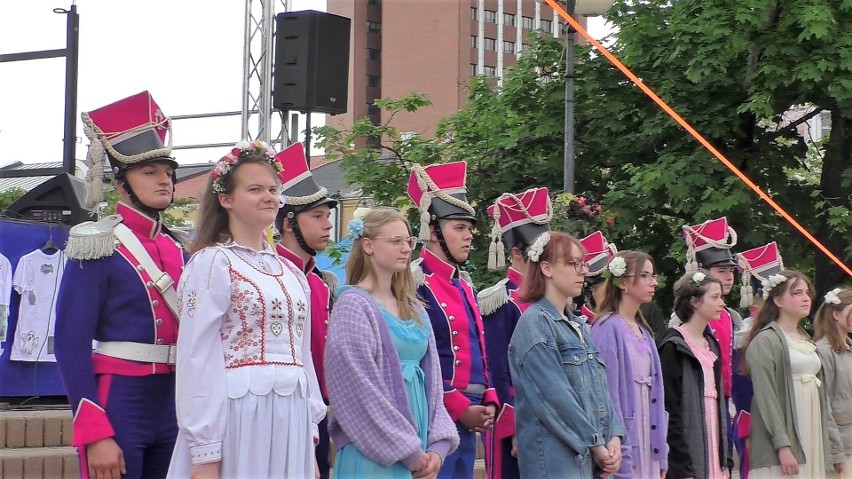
[824,288,842,306]
[691,271,706,285]
[211,140,283,193]
[760,274,788,300]
[527,232,551,263]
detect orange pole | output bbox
[544,0,852,277]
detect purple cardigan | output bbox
[591,312,670,476]
[325,286,459,468]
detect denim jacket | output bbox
[508,298,626,478]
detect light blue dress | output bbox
[332,307,431,478]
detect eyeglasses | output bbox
[565,260,589,274]
[624,273,658,283]
[373,236,418,250]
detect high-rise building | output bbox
[327,0,585,139]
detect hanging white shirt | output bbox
[11,249,66,362]
[0,252,12,343]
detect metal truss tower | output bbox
[241,0,289,146]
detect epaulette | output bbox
[319,270,340,295]
[668,312,683,328]
[459,270,474,288]
[477,278,510,317]
[162,225,190,249]
[64,215,123,260]
[410,258,426,287]
[734,316,754,350]
[728,307,744,331]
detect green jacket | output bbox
[746,321,835,471]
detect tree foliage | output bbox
[0,188,27,215]
[315,0,852,309]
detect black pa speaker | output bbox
[273,10,351,115]
[6,173,96,226]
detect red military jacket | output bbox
[275,244,334,399]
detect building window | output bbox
[819,111,831,139]
[367,47,380,61]
[367,75,380,88]
[484,65,497,77]
[367,21,381,33]
[503,13,515,26]
[470,35,478,48]
[541,19,552,32]
[470,63,478,76]
[367,0,380,5]
[522,16,533,29]
[483,38,496,51]
[471,7,477,20]
[484,10,497,23]
[503,41,515,54]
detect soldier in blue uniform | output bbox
[407,162,499,479]
[55,92,185,479]
[477,187,552,479]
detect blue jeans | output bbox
[438,391,483,479]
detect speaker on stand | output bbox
[273,10,351,165]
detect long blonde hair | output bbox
[346,207,422,322]
[814,287,852,353]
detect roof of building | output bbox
[0,161,83,193]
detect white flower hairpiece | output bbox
[608,256,627,277]
[692,272,706,285]
[825,288,842,305]
[527,232,550,262]
[348,218,365,239]
[761,273,788,299]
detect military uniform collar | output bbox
[420,247,461,281]
[275,243,315,273]
[117,202,162,239]
[507,267,524,285]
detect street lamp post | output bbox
[562,0,616,193]
[564,0,577,193]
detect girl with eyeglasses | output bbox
[325,208,459,479]
[507,231,624,478]
[590,250,669,478]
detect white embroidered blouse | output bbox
[175,242,326,461]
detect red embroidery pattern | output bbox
[220,248,305,369]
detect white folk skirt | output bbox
[168,386,314,478]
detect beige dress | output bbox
[750,333,826,479]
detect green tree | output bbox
[316,0,852,306]
[0,188,27,214]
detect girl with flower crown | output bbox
[589,250,669,478]
[814,287,852,479]
[744,270,841,478]
[659,270,733,479]
[508,231,624,478]
[324,208,459,479]
[166,141,325,479]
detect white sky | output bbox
[0,1,610,168]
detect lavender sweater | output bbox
[325,287,459,468]
[591,312,670,476]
